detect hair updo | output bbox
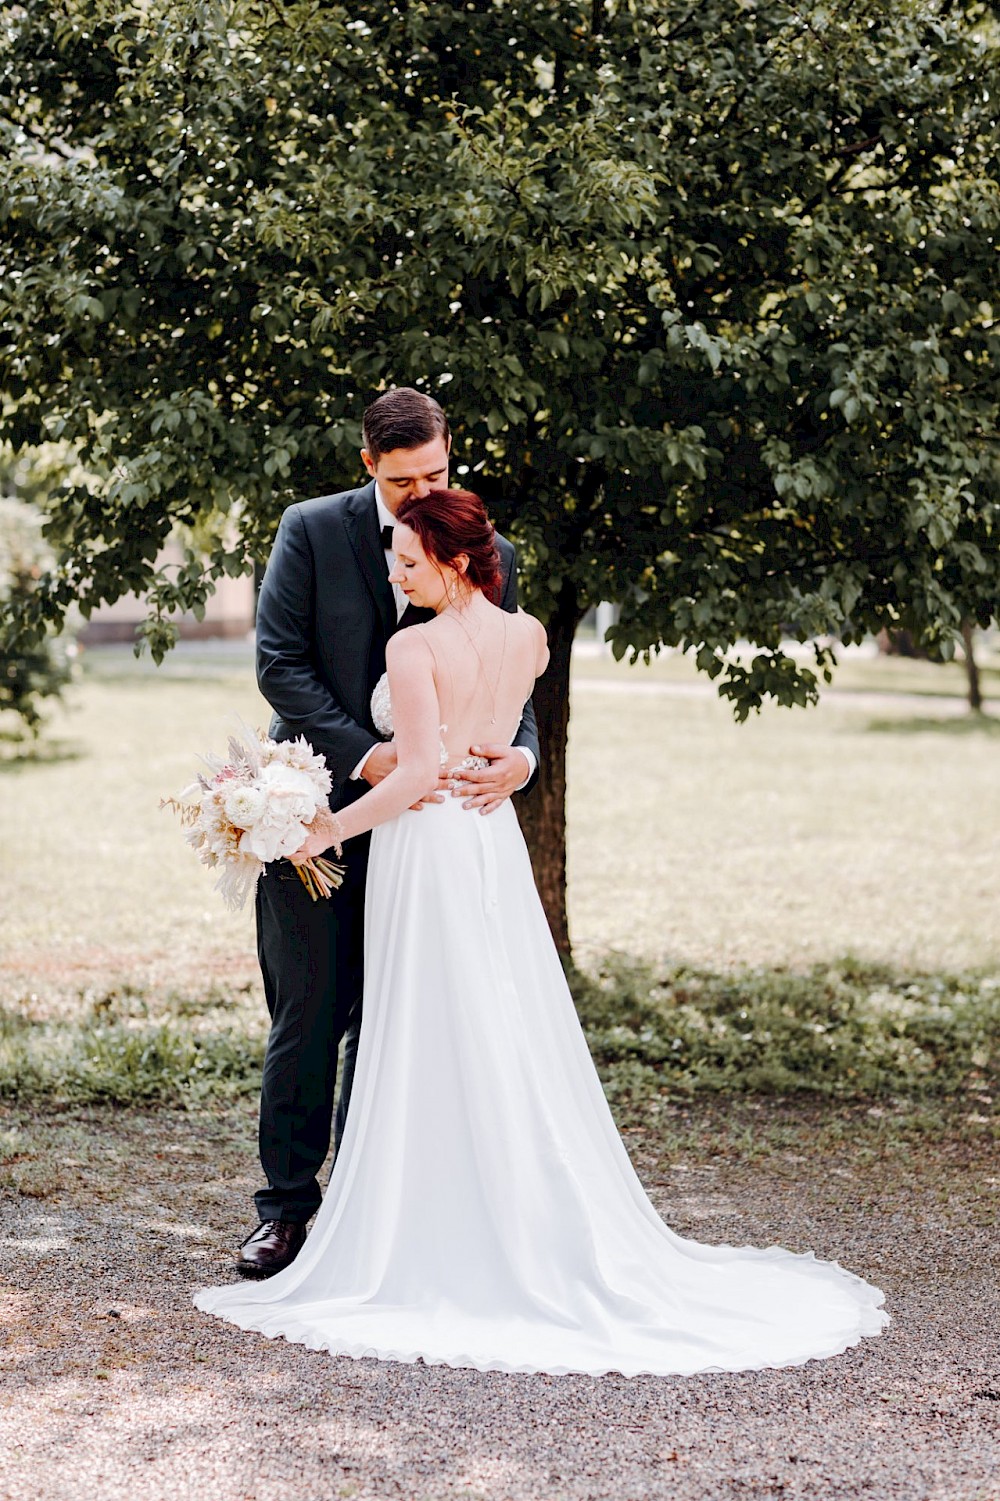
[395,489,502,604]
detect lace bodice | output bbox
[370,673,488,772]
[371,673,394,739]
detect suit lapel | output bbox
[343,482,396,641]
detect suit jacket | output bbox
[255,480,540,810]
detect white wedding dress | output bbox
[195,675,888,1376]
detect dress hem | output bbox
[193,1266,889,1378]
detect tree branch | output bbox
[662,6,700,43]
[830,134,883,158]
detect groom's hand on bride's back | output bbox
[362,743,445,810]
[361,744,397,786]
[452,746,532,816]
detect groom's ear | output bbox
[360,448,377,478]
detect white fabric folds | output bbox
[195,799,889,1376]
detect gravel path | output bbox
[1,1100,997,1501]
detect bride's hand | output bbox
[451,746,531,816]
[361,743,397,786]
[288,808,343,865]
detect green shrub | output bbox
[0,1008,263,1108]
[571,958,999,1106]
[0,496,75,741]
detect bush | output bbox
[570,958,1000,1107]
[0,496,75,741]
[0,1006,264,1108]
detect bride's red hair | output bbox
[396,489,502,604]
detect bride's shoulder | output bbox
[514,608,550,673]
[513,605,543,636]
[385,626,435,669]
[513,605,544,635]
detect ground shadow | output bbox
[864,712,1000,736]
[0,737,84,771]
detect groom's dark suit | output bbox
[252,479,539,1224]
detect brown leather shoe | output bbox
[236,1219,307,1278]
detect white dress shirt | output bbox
[376,487,409,624]
[350,482,537,788]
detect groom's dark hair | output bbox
[362,388,450,461]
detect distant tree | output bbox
[878,616,992,712]
[960,621,984,712]
[1,0,998,952]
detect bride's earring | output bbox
[448,577,458,604]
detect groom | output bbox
[239,388,540,1276]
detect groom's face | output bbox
[361,436,450,514]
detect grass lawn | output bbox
[567,650,1000,972]
[1,646,269,1010]
[1,639,997,1114]
[2,638,999,997]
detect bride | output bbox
[195,489,888,1376]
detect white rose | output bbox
[238,762,325,862]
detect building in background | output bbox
[80,538,256,645]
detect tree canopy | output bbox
[2,0,998,947]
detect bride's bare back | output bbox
[326,589,547,851]
[413,598,547,772]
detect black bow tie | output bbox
[380,524,394,550]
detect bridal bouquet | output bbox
[162,726,344,910]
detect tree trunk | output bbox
[518,581,584,963]
[960,619,982,712]
[876,627,930,659]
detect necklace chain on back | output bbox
[439,606,509,726]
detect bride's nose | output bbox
[388,561,404,584]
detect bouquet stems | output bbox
[295,856,346,900]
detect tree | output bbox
[879,618,989,711]
[960,620,984,712]
[1,0,998,955]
